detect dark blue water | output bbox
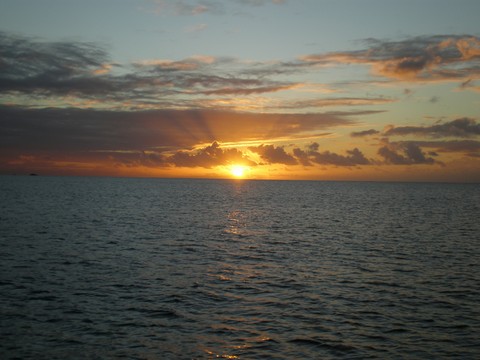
[1,176,479,359]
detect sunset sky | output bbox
[1,0,479,181]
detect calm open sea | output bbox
[1,176,479,359]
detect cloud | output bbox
[288,142,372,167]
[133,58,203,71]
[350,129,380,137]
[185,23,208,33]
[458,78,480,92]
[148,0,222,16]
[276,97,395,110]
[384,118,480,138]
[236,0,286,5]
[407,140,480,157]
[198,83,297,95]
[292,147,312,166]
[0,105,355,154]
[249,144,297,165]
[378,141,436,165]
[3,31,479,113]
[0,31,115,96]
[147,0,286,16]
[308,145,371,166]
[301,35,480,82]
[168,141,255,167]
[0,32,307,107]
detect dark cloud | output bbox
[301,35,480,82]
[350,129,380,137]
[0,31,115,96]
[384,118,480,138]
[409,140,480,156]
[107,150,167,169]
[3,31,479,110]
[292,148,312,166]
[168,141,255,167]
[0,105,354,154]
[289,142,371,167]
[249,144,297,165]
[132,58,302,98]
[0,32,300,105]
[309,147,371,166]
[378,141,436,165]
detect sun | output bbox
[230,165,246,178]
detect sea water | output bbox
[1,176,479,359]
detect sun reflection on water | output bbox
[204,349,239,359]
[224,210,246,236]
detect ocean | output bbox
[1,176,479,359]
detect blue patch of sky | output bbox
[0,0,479,64]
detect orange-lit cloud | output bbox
[1,30,479,181]
[301,35,480,82]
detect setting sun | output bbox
[230,165,246,178]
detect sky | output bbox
[1,0,479,181]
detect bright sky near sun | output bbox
[1,0,480,181]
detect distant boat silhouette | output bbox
[29,173,39,176]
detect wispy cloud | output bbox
[147,0,221,16]
[275,96,395,110]
[349,118,480,161]
[235,0,286,6]
[3,31,477,114]
[146,0,286,16]
[350,129,380,137]
[184,23,208,33]
[414,140,480,157]
[384,118,480,138]
[0,32,304,109]
[458,78,480,92]
[301,35,480,83]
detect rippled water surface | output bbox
[1,176,479,359]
